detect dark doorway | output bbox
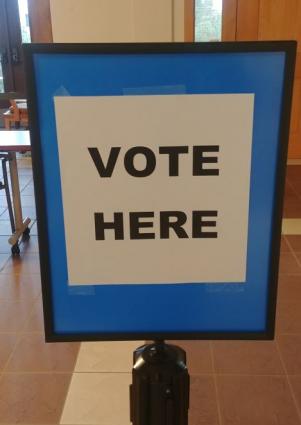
[0,0,31,107]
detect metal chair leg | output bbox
[1,156,16,233]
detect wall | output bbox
[50,0,184,43]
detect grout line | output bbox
[275,338,301,422]
[0,333,23,385]
[285,236,301,269]
[171,0,175,41]
[285,179,301,200]
[0,255,11,273]
[209,341,223,425]
[0,207,8,218]
[59,343,82,425]
[0,298,41,380]
[282,219,301,236]
[20,179,33,192]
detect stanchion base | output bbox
[130,340,190,425]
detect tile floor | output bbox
[0,158,301,424]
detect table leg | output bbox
[7,152,31,246]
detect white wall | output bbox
[50,0,184,43]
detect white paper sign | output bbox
[54,94,253,285]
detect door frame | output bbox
[184,0,238,42]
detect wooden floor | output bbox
[0,158,301,424]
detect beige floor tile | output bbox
[75,341,142,372]
[212,340,284,375]
[5,333,80,372]
[169,340,213,374]
[278,334,301,374]
[0,333,19,371]
[17,167,33,176]
[287,159,301,165]
[60,373,131,425]
[0,273,41,301]
[17,157,32,169]
[189,376,219,425]
[0,373,72,424]
[217,375,300,425]
[282,219,301,235]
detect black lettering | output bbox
[124,147,156,177]
[159,146,189,176]
[193,146,219,176]
[88,147,121,178]
[192,211,218,238]
[94,212,124,240]
[130,212,155,239]
[160,211,189,239]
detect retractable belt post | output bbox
[130,340,190,425]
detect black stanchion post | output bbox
[130,340,190,425]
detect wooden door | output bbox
[259,0,301,159]
[185,0,301,159]
[235,0,301,159]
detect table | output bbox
[15,100,28,116]
[0,131,31,254]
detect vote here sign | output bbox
[54,94,253,285]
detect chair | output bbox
[3,100,28,129]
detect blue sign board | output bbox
[25,42,296,341]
